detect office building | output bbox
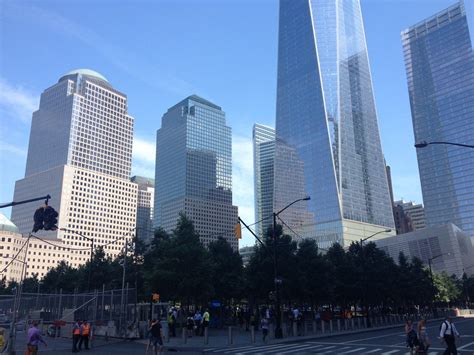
[154,95,238,249]
[253,124,275,237]
[376,223,474,277]
[11,69,137,268]
[239,245,255,267]
[131,176,155,244]
[394,200,426,234]
[0,213,67,281]
[274,0,394,248]
[402,1,474,236]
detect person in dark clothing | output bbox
[148,319,163,355]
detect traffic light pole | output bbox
[0,195,51,209]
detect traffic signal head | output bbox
[33,207,45,233]
[235,222,242,240]
[43,206,58,231]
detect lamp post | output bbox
[359,229,392,247]
[414,141,474,149]
[272,196,310,339]
[60,228,94,292]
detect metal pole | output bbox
[273,212,283,339]
[88,239,93,292]
[101,284,105,321]
[119,242,128,335]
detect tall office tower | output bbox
[131,176,155,244]
[394,200,426,232]
[154,95,239,250]
[253,124,275,237]
[274,0,394,248]
[402,1,474,236]
[11,69,137,267]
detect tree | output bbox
[22,273,40,293]
[143,214,214,306]
[325,243,356,308]
[295,239,331,306]
[208,237,244,304]
[433,272,461,306]
[41,261,80,293]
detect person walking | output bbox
[260,317,269,343]
[27,321,47,355]
[201,309,210,336]
[405,319,418,355]
[193,310,202,336]
[167,309,176,337]
[417,319,430,353]
[78,320,91,351]
[439,316,460,355]
[148,319,163,355]
[72,320,81,353]
[186,313,195,338]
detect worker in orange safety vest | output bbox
[79,320,91,350]
[72,320,82,353]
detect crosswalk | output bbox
[203,341,473,354]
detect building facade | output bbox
[153,95,238,249]
[394,200,426,234]
[0,214,67,281]
[376,223,474,277]
[131,176,155,244]
[402,1,474,236]
[274,0,395,248]
[11,69,137,268]
[253,124,275,237]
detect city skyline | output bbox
[0,0,457,246]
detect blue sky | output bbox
[0,0,455,246]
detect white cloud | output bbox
[0,78,39,123]
[232,134,256,247]
[131,136,156,178]
[0,142,27,157]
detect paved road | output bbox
[204,317,474,354]
[7,317,474,354]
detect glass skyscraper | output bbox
[402,1,474,237]
[274,0,394,248]
[154,95,238,249]
[253,124,275,237]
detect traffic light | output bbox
[32,207,45,233]
[32,205,58,232]
[235,222,242,240]
[152,293,160,303]
[43,206,58,231]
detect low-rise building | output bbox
[375,223,474,277]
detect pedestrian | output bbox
[201,309,210,336]
[417,319,430,353]
[167,309,176,337]
[405,319,418,355]
[193,310,202,336]
[78,320,91,350]
[186,313,195,338]
[148,319,163,355]
[72,320,81,353]
[439,316,460,355]
[0,328,5,352]
[27,320,47,355]
[261,317,269,343]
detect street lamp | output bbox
[359,229,392,246]
[272,196,310,339]
[414,140,474,149]
[60,228,94,292]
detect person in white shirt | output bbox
[439,316,460,355]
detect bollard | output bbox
[363,317,367,328]
[312,320,317,334]
[293,322,297,337]
[337,319,341,332]
[182,327,187,344]
[251,327,256,343]
[304,320,309,335]
[322,320,325,334]
[357,317,361,329]
[228,326,233,345]
[329,320,333,333]
[165,325,170,343]
[204,326,209,345]
[351,318,354,330]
